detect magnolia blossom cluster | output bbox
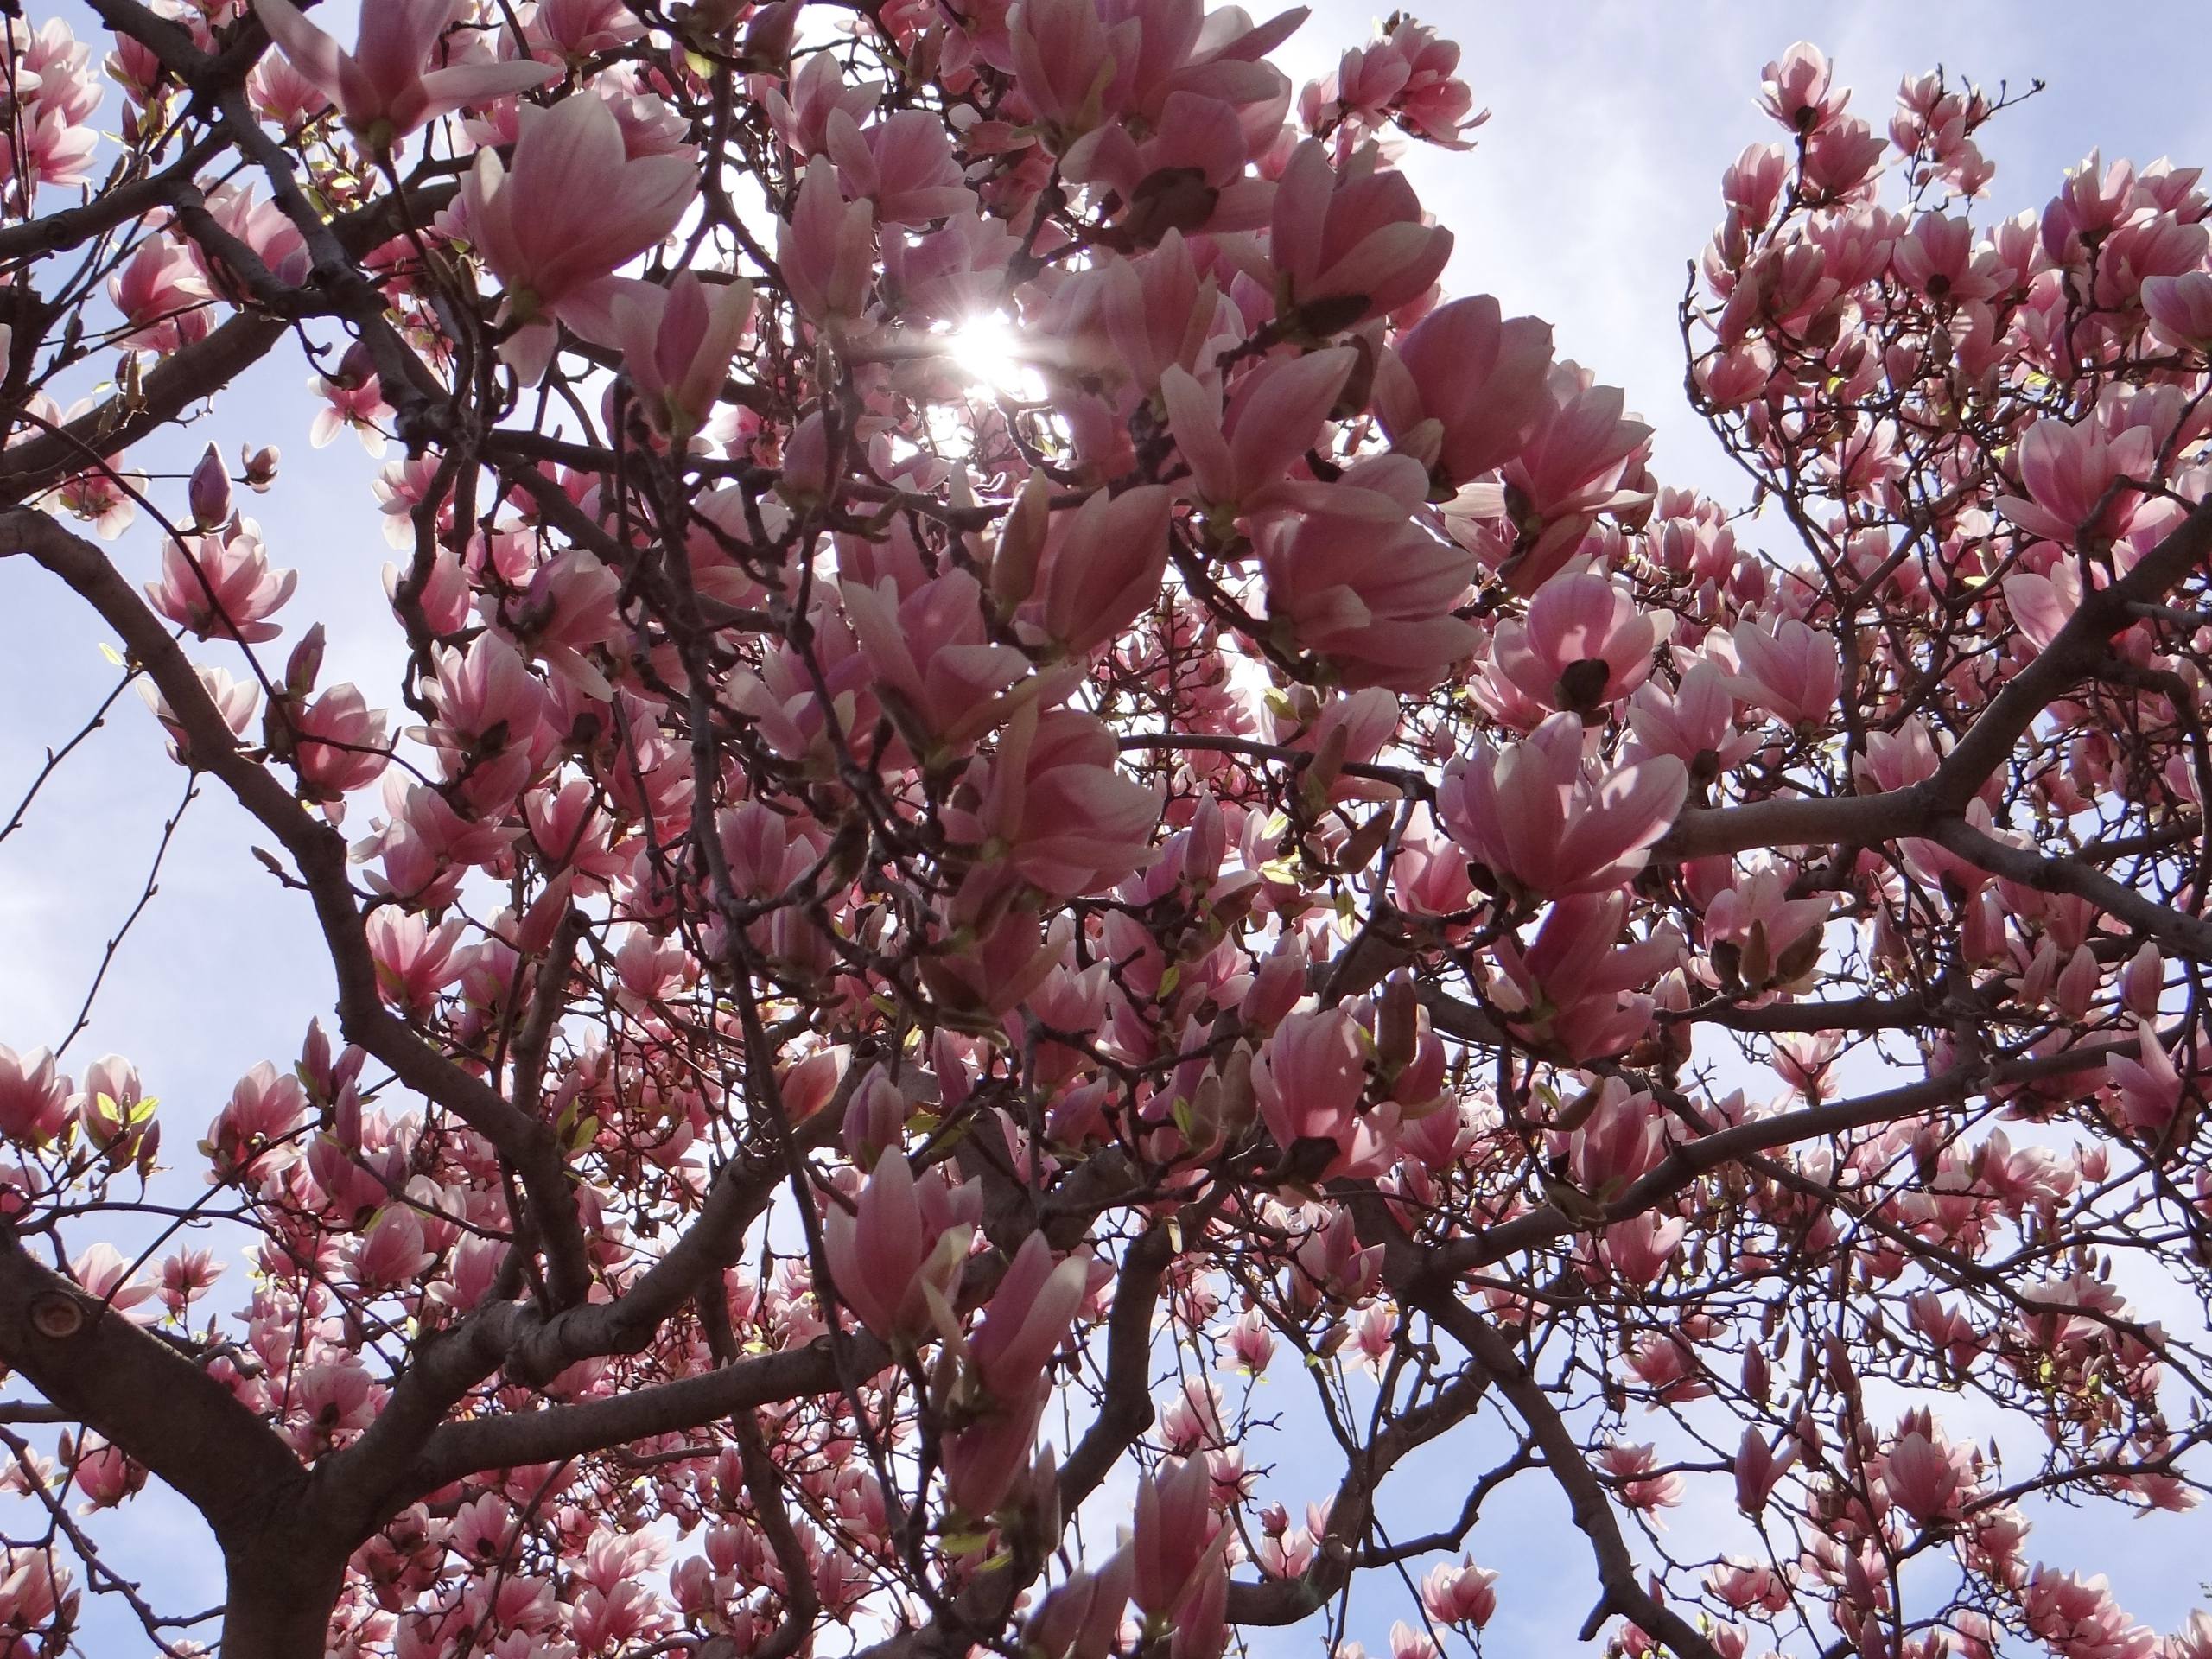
[5,10,2212,1659]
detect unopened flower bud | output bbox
[741,0,801,64]
[774,410,835,509]
[188,443,232,529]
[991,471,1050,608]
[329,340,377,391]
[285,623,326,699]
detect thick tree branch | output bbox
[0,1226,304,1543]
[1661,493,2212,861]
[405,1332,881,1494]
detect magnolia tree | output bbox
[5,3,2212,1656]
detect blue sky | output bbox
[6,2,2212,1653]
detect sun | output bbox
[944,313,1048,401]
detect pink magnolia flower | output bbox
[842,569,1032,752]
[1772,1028,1845,1103]
[1721,142,1790,227]
[1852,713,1946,793]
[1255,455,1480,690]
[2001,559,2099,654]
[144,520,297,642]
[1498,372,1652,539]
[1374,294,1555,490]
[1891,213,2013,303]
[0,1046,71,1148]
[72,1440,145,1510]
[1098,230,1230,392]
[287,1360,379,1452]
[1624,660,1754,780]
[251,0,556,150]
[613,272,754,442]
[1624,1332,1707,1403]
[1599,1439,1683,1511]
[1238,938,1311,1033]
[524,0,645,59]
[821,1153,975,1344]
[71,1240,159,1316]
[2021,1570,2156,1659]
[1728,615,1841,725]
[1439,713,1688,898]
[1995,416,2158,548]
[825,108,974,228]
[365,909,468,1015]
[1016,485,1175,655]
[968,1233,1089,1400]
[1492,569,1673,718]
[200,1060,308,1183]
[430,631,546,751]
[919,906,1071,1020]
[1489,891,1681,1063]
[1063,85,1278,245]
[0,1549,75,1644]
[1290,1206,1383,1306]
[2107,1021,2185,1135]
[1881,1427,1969,1525]
[1759,41,1846,134]
[1162,347,1357,517]
[833,1066,906,1171]
[1602,1210,1686,1286]
[107,236,213,354]
[2041,149,2137,263]
[883,210,1020,325]
[1270,140,1452,329]
[1419,1559,1497,1629]
[496,545,625,697]
[1371,21,1478,145]
[1801,116,1884,196]
[1006,0,1137,147]
[5,99,99,195]
[1224,1308,1275,1376]
[47,460,148,541]
[1024,1552,1133,1659]
[2120,942,2164,1018]
[950,705,1162,899]
[364,773,519,906]
[942,1385,1051,1520]
[458,94,698,379]
[1132,1455,1224,1616]
[779,156,876,332]
[1166,1555,1230,1659]
[185,443,232,530]
[1706,1559,1788,1616]
[2142,271,2212,351]
[763,50,880,158]
[354,1205,435,1290]
[1703,865,1831,995]
[69,1055,149,1166]
[139,664,259,766]
[311,346,396,454]
[199,182,313,297]
[250,46,334,129]
[1250,1007,1390,1179]
[1313,20,1484,149]
[286,684,392,814]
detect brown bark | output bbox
[216,1535,349,1659]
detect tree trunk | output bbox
[219,1539,348,1659]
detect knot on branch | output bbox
[27,1290,92,1342]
